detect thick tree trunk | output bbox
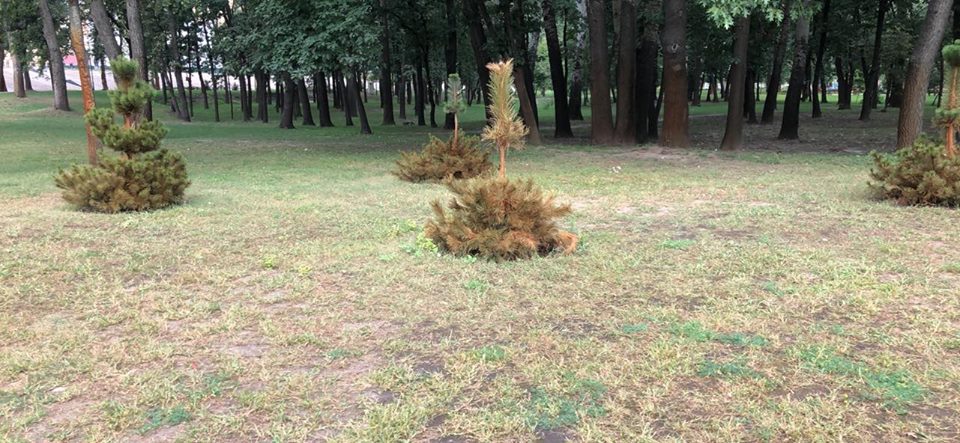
[897,0,953,147]
[6,38,25,98]
[126,0,150,120]
[279,73,295,129]
[636,22,659,142]
[614,0,638,144]
[463,0,492,120]
[762,0,793,123]
[0,47,6,92]
[414,62,425,126]
[811,0,831,118]
[39,0,70,111]
[720,16,751,150]
[89,0,121,61]
[256,70,269,123]
[745,67,758,123]
[238,72,249,121]
[860,0,889,121]
[68,0,98,165]
[397,71,407,120]
[543,0,574,138]
[587,0,615,143]
[351,71,372,134]
[443,0,458,129]
[297,77,315,126]
[316,71,334,127]
[193,39,208,109]
[380,0,396,125]
[778,3,811,140]
[660,0,689,147]
[423,52,438,128]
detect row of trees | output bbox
[0,0,955,150]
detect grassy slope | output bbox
[0,91,958,442]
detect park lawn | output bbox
[1,91,959,442]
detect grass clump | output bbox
[55,57,189,212]
[424,60,577,261]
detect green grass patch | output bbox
[797,345,924,411]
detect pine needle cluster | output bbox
[482,60,528,179]
[869,41,960,207]
[56,57,189,212]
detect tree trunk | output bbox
[745,66,758,123]
[167,11,191,122]
[8,46,25,98]
[761,0,793,123]
[397,71,407,120]
[89,0,121,61]
[316,71,334,127]
[897,0,953,147]
[380,0,396,125]
[614,0,638,144]
[443,0,458,129]
[279,73,295,129]
[0,47,6,92]
[297,77,315,126]
[463,0,492,120]
[423,51,438,127]
[256,70,269,123]
[514,65,543,145]
[38,0,70,111]
[351,71,372,134]
[68,0,98,165]
[811,0,831,118]
[778,3,811,140]
[860,0,889,121]
[193,38,208,109]
[636,21,659,142]
[125,0,151,120]
[100,58,109,91]
[201,21,220,122]
[587,0,615,143]
[543,0,574,137]
[569,0,587,121]
[660,0,689,147]
[720,16,751,150]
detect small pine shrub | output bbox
[870,138,960,206]
[425,177,578,261]
[393,134,491,182]
[55,57,189,212]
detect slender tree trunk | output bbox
[463,0,492,120]
[256,70,268,123]
[514,64,543,144]
[543,0,573,137]
[397,71,407,120]
[660,0,689,147]
[720,16,751,150]
[126,0,150,120]
[351,71,372,134]
[762,0,793,123]
[569,0,587,121]
[100,58,109,91]
[194,38,208,110]
[860,0,889,121]
[636,21,659,142]
[68,0,98,165]
[779,2,811,140]
[0,46,6,92]
[167,11,191,122]
[897,0,953,147]
[38,0,70,111]
[443,0,458,129]
[423,51,438,127]
[279,73,296,129]
[745,67,758,123]
[811,0,831,118]
[316,72,334,127]
[614,0,638,144]
[587,0,614,143]
[380,0,395,125]
[238,71,249,121]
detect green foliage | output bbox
[869,138,960,206]
[55,150,190,213]
[393,134,491,183]
[472,345,507,362]
[697,358,762,379]
[797,345,924,411]
[55,57,189,212]
[525,376,606,431]
[668,321,767,347]
[443,73,465,116]
[425,177,577,261]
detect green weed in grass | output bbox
[660,239,697,250]
[697,358,763,379]
[796,345,924,411]
[139,406,190,434]
[526,376,606,431]
[668,321,767,347]
[620,323,649,334]
[472,345,507,363]
[464,279,487,292]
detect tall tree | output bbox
[660,0,690,147]
[720,16,751,150]
[67,0,97,165]
[614,0,638,144]
[380,0,396,125]
[760,0,791,124]
[778,0,811,140]
[860,0,890,121]
[810,0,830,118]
[568,0,587,120]
[897,0,954,147]
[89,0,121,61]
[167,5,191,122]
[587,0,614,143]
[442,0,457,130]
[126,0,151,120]
[38,0,70,111]
[542,0,574,137]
